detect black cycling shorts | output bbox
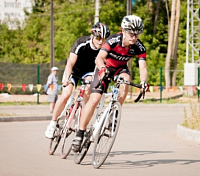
[90,65,130,94]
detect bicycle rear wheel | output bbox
[92,102,121,169]
[74,127,92,164]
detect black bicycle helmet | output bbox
[91,22,110,39]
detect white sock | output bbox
[50,120,56,127]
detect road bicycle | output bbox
[74,76,144,168]
[48,78,90,159]
[48,89,76,155]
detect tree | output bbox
[172,0,180,87]
[0,0,187,87]
[165,0,181,87]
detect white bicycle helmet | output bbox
[91,22,110,39]
[121,15,143,34]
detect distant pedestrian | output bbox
[46,67,59,113]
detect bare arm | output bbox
[138,60,148,82]
[95,50,108,70]
[63,52,77,84]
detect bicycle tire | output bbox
[92,102,121,169]
[60,103,81,159]
[60,128,75,159]
[48,128,62,155]
[74,128,92,164]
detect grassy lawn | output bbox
[182,102,200,131]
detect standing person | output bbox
[45,22,110,139]
[46,66,59,113]
[72,15,149,152]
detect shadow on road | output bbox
[103,150,200,168]
[105,159,200,168]
[109,150,173,157]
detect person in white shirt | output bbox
[46,66,59,113]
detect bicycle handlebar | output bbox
[123,80,143,103]
[95,76,145,103]
[63,75,91,87]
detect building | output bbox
[0,0,32,29]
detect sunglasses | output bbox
[126,31,140,38]
[95,36,106,42]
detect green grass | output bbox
[182,102,200,131]
[0,113,16,117]
[0,102,49,106]
[125,95,194,104]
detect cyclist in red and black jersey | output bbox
[101,32,146,68]
[72,15,149,152]
[45,22,110,139]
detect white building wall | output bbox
[0,0,32,29]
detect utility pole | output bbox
[127,0,132,99]
[126,0,132,16]
[50,0,55,68]
[95,0,99,23]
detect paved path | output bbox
[0,104,199,176]
[0,105,52,122]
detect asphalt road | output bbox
[0,104,200,176]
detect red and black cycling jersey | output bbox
[101,32,146,68]
[70,36,100,74]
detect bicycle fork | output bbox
[91,102,113,142]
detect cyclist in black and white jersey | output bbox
[45,22,110,139]
[72,15,149,152]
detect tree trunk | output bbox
[153,0,161,35]
[165,0,170,38]
[172,0,180,87]
[165,0,176,88]
[147,0,154,21]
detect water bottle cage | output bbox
[111,87,118,101]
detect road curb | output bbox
[0,116,52,122]
[177,124,200,144]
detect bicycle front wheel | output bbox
[60,128,75,159]
[48,128,61,155]
[48,120,64,155]
[92,102,121,169]
[60,103,81,159]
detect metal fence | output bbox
[0,62,187,95]
[0,61,66,94]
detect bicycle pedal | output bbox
[84,132,90,138]
[54,128,60,137]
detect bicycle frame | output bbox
[57,87,77,121]
[91,86,119,141]
[62,82,88,133]
[91,77,142,141]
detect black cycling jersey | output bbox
[101,32,146,68]
[70,36,100,75]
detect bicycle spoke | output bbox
[60,113,78,159]
[48,121,63,155]
[74,128,92,164]
[92,102,121,169]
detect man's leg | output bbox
[52,84,73,120]
[49,102,54,113]
[45,84,74,138]
[72,92,102,152]
[82,75,92,103]
[118,73,131,106]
